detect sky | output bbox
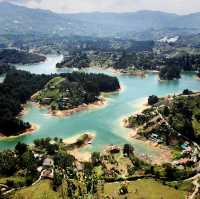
[1,0,200,14]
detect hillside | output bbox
[1,2,200,39]
[0,49,46,64]
[126,91,200,144]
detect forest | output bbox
[0,49,46,64]
[0,70,53,135]
[0,63,14,75]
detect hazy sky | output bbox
[1,0,200,14]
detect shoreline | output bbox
[121,97,172,165]
[49,97,107,117]
[63,132,96,162]
[0,123,39,140]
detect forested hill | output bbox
[0,49,46,65]
[0,70,120,136]
[1,2,200,39]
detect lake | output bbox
[0,55,199,158]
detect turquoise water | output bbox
[0,55,199,158]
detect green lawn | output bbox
[102,179,187,199]
[10,180,62,199]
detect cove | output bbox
[0,55,199,160]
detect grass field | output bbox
[102,179,187,199]
[9,178,188,199]
[10,180,63,199]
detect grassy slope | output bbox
[10,180,62,199]
[103,179,186,199]
[9,178,188,199]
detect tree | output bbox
[91,152,101,166]
[54,152,75,169]
[148,95,159,105]
[0,150,16,176]
[159,65,181,80]
[123,144,134,157]
[163,106,170,117]
[182,89,192,95]
[53,170,63,191]
[46,144,58,155]
[15,142,28,155]
[119,183,128,195]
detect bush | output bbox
[148,95,159,105]
[119,184,128,195]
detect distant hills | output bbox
[0,2,200,40]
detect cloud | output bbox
[1,0,200,14]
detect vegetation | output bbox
[34,72,120,111]
[0,70,52,135]
[127,92,200,144]
[103,179,186,199]
[0,70,119,136]
[0,49,46,64]
[159,64,181,80]
[0,138,195,198]
[56,52,90,68]
[0,63,14,75]
[148,95,159,105]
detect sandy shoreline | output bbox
[63,132,96,162]
[63,132,96,145]
[0,123,39,140]
[49,97,107,117]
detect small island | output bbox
[32,72,120,116]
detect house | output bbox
[43,158,54,167]
[37,166,43,172]
[41,169,54,179]
[41,97,52,104]
[106,145,120,153]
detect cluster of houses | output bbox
[172,142,200,167]
[34,153,55,179]
[149,133,164,144]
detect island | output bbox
[32,72,120,116]
[0,69,120,137]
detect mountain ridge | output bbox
[0,2,200,39]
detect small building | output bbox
[41,97,52,104]
[37,166,43,172]
[106,145,121,153]
[41,169,54,179]
[43,158,54,167]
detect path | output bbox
[188,174,200,199]
[2,169,47,195]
